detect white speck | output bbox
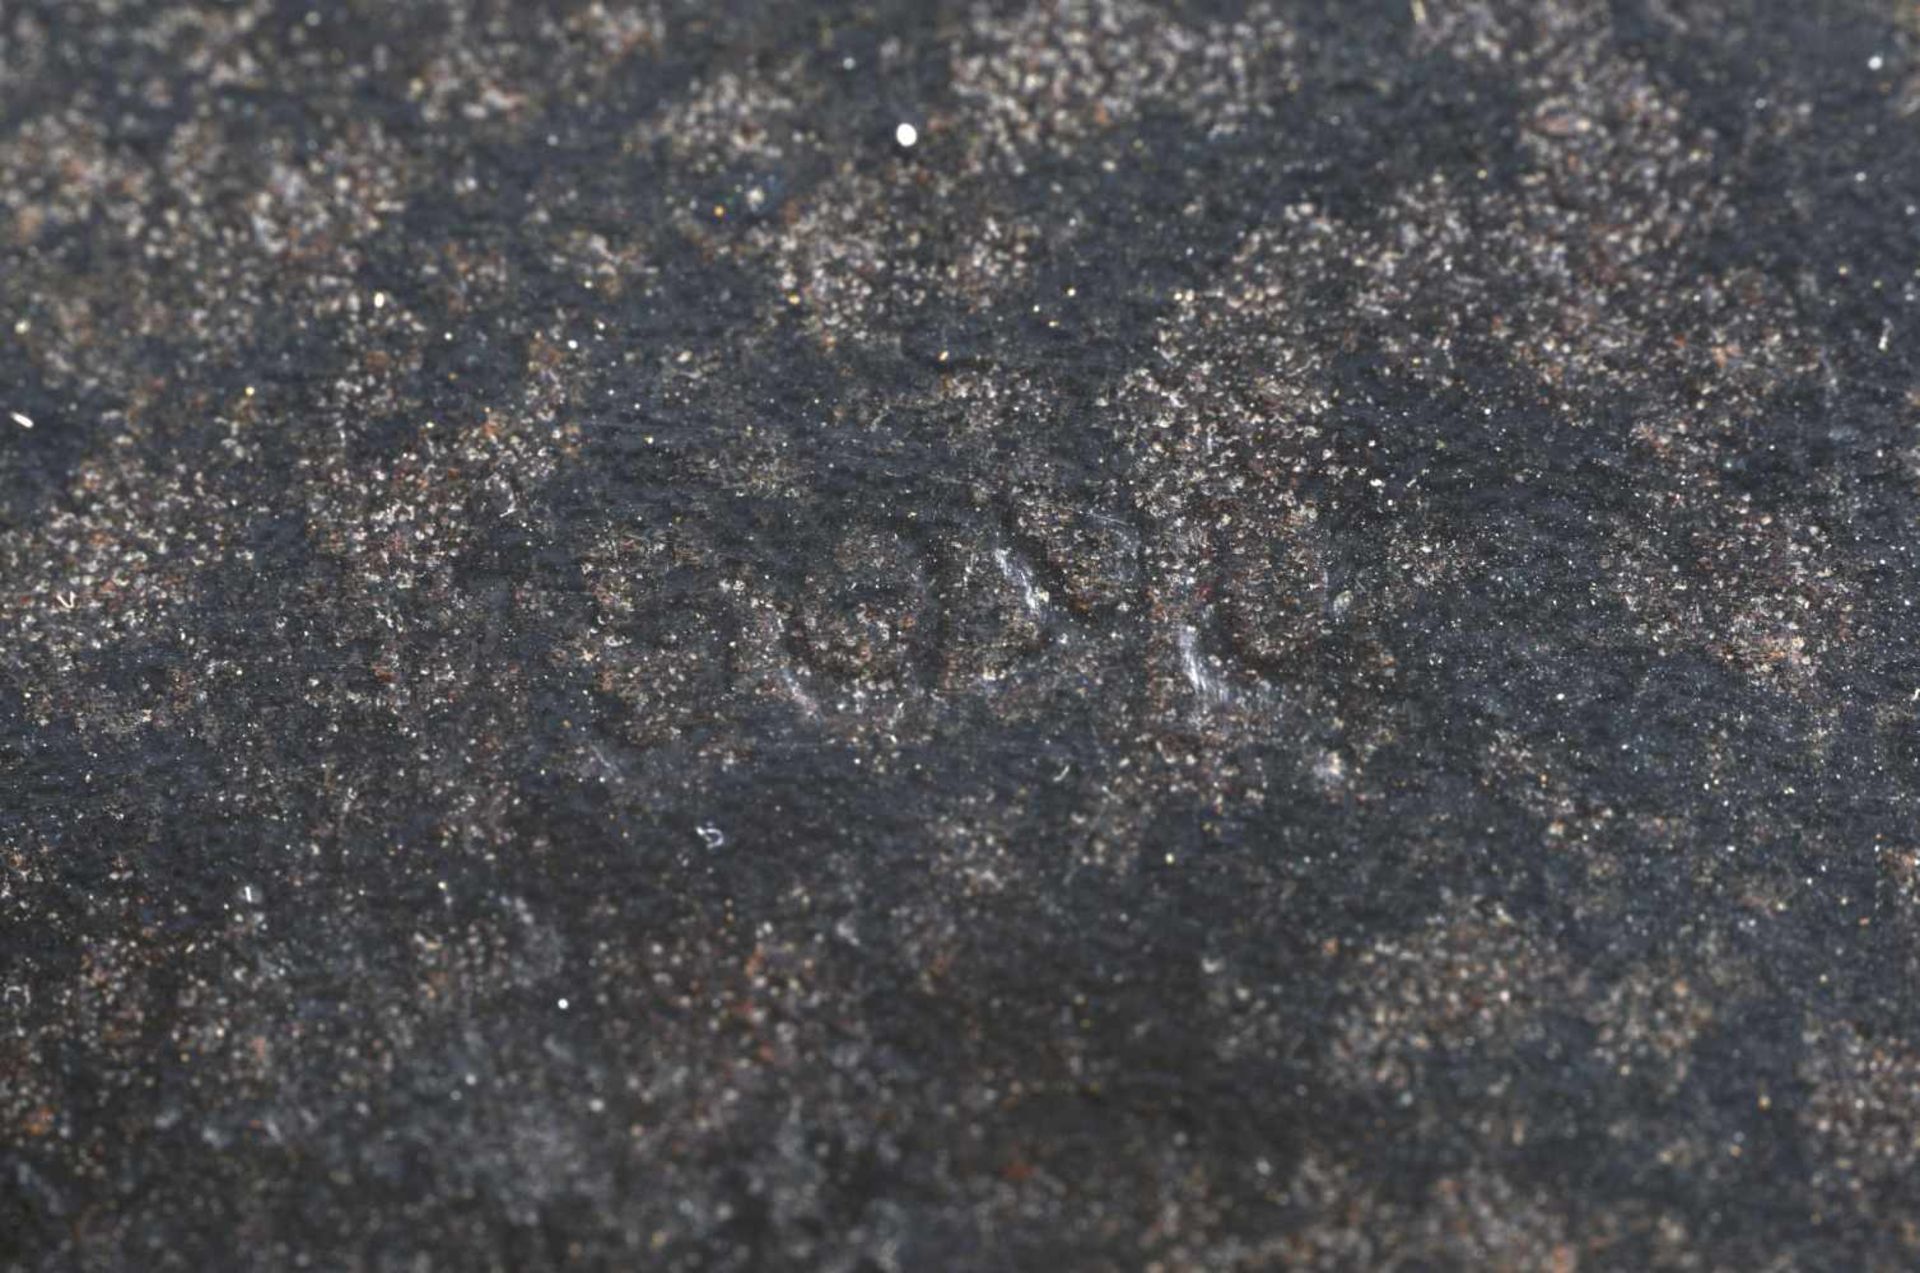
[9,411,32,429]
[557,997,570,1010]
[1870,54,1885,71]
[895,122,919,149]
[696,823,726,849]
[372,291,387,310]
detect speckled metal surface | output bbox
[6,1,1920,1268]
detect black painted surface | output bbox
[5,1,1920,1267]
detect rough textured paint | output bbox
[5,1,1920,1268]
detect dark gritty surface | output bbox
[4,0,1920,1267]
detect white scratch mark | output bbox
[993,546,1048,619]
[1176,625,1230,707]
[587,741,624,783]
[778,662,819,715]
